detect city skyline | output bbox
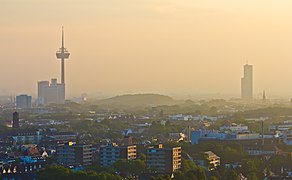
[1,1,292,98]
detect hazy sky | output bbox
[1,0,292,98]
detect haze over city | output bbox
[2,1,292,179]
[1,0,292,98]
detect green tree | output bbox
[241,159,258,180]
[37,165,70,180]
[224,170,238,180]
[173,171,184,180]
[185,168,206,180]
[209,176,218,180]
[150,175,171,180]
[130,159,146,175]
[181,159,197,173]
[113,159,129,173]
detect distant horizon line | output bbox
[1,92,292,101]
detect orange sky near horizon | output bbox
[1,0,292,99]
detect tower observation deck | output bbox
[56,27,70,85]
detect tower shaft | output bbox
[61,59,65,84]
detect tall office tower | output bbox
[16,94,32,109]
[37,79,65,105]
[56,27,70,86]
[37,81,49,105]
[241,64,253,100]
[12,112,20,128]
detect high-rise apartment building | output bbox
[99,143,137,167]
[146,144,181,174]
[56,143,93,166]
[241,64,253,100]
[15,95,32,109]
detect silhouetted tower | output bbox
[241,64,253,100]
[12,112,19,128]
[263,90,266,103]
[56,27,70,85]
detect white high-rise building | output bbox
[241,64,253,100]
[37,79,65,105]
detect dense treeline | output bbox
[37,165,121,180]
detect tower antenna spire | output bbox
[62,26,64,49]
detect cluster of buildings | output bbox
[168,114,225,121]
[12,28,70,109]
[12,54,255,110]
[37,79,65,105]
[37,28,69,105]
[0,112,85,178]
[99,143,182,175]
[1,111,76,144]
[268,121,292,145]
[0,155,46,179]
[190,122,292,158]
[0,111,183,178]
[191,123,260,144]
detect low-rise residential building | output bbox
[0,156,46,180]
[204,151,220,171]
